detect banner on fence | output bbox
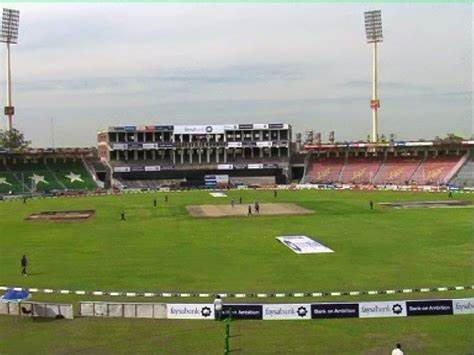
[359,301,407,318]
[166,303,214,320]
[406,300,453,316]
[222,304,263,320]
[262,304,311,320]
[311,303,359,319]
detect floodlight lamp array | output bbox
[364,10,383,44]
[1,8,20,44]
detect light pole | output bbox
[364,10,383,143]
[1,8,20,132]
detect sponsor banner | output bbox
[144,166,161,172]
[158,142,174,148]
[311,303,359,319]
[263,163,279,169]
[233,164,247,170]
[142,143,158,150]
[166,304,214,320]
[256,141,272,148]
[124,126,136,132]
[238,124,254,130]
[406,300,453,316]
[269,123,285,129]
[174,125,224,135]
[276,235,334,254]
[263,304,311,320]
[111,126,125,131]
[222,304,262,320]
[227,142,243,148]
[248,163,264,169]
[224,124,238,130]
[359,301,407,318]
[131,166,145,172]
[452,298,474,315]
[155,125,174,131]
[253,123,269,130]
[113,166,131,173]
[128,142,142,149]
[218,164,233,170]
[112,143,128,150]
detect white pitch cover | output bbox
[166,303,214,320]
[262,304,311,320]
[276,236,334,254]
[452,298,474,315]
[359,301,407,318]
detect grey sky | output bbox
[0,3,471,147]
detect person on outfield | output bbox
[248,205,252,216]
[21,255,28,276]
[165,195,168,203]
[121,210,126,221]
[369,200,374,210]
[239,197,242,204]
[274,190,277,198]
[153,198,157,207]
[255,201,260,214]
[213,295,223,320]
[448,191,453,198]
[391,343,403,355]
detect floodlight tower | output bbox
[364,10,383,143]
[1,8,20,132]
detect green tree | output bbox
[0,128,31,150]
[443,133,464,142]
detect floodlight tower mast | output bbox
[364,10,383,143]
[1,8,20,132]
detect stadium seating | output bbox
[411,155,463,185]
[0,165,24,194]
[7,162,64,192]
[0,160,97,194]
[305,156,344,183]
[303,153,467,186]
[340,157,383,184]
[449,153,474,187]
[374,157,422,185]
[47,161,98,190]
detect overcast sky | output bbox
[0,3,472,147]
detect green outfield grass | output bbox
[0,314,473,354]
[0,189,472,292]
[0,189,473,354]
